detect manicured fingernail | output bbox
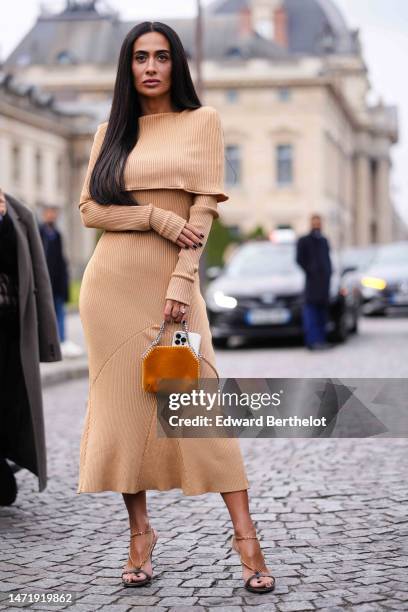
[193,245,197,249]
[198,242,203,246]
[200,233,204,237]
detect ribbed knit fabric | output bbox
[76,106,250,495]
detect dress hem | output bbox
[76,482,250,497]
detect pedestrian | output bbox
[0,189,62,504]
[76,22,275,594]
[296,214,333,350]
[39,204,83,359]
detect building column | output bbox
[375,157,392,244]
[354,153,371,246]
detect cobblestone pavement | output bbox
[40,313,408,384]
[1,374,407,611]
[215,314,408,378]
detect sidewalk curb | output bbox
[41,358,89,388]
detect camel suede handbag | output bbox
[141,319,201,393]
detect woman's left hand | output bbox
[164,299,189,323]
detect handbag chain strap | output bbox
[142,319,203,359]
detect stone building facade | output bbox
[2,0,400,274]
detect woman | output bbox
[77,21,275,594]
[0,189,61,502]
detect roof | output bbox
[284,0,359,55]
[207,0,359,55]
[4,0,358,68]
[0,71,78,116]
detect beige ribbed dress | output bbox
[77,105,250,495]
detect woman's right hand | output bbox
[175,223,204,249]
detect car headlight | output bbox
[361,276,387,290]
[208,290,238,310]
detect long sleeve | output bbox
[165,194,219,306]
[24,206,62,362]
[296,237,308,273]
[79,123,187,240]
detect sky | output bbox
[1,0,407,224]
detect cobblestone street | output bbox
[1,367,407,611]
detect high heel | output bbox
[121,526,158,587]
[230,530,276,594]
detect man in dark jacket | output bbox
[39,205,69,343]
[39,206,84,359]
[296,214,332,350]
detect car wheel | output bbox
[332,312,348,343]
[365,309,386,317]
[350,312,359,334]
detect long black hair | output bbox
[89,21,202,206]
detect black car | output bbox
[356,241,408,315]
[205,240,361,347]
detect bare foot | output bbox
[122,528,157,584]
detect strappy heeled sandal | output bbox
[230,530,276,594]
[121,526,158,588]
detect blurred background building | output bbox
[0,0,402,276]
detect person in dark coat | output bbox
[296,214,333,350]
[0,191,62,503]
[39,205,69,343]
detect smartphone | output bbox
[172,329,201,356]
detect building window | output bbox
[35,150,42,187]
[254,19,273,39]
[226,89,239,103]
[225,145,241,186]
[56,50,76,64]
[276,144,294,186]
[56,156,64,190]
[16,53,30,66]
[277,87,291,102]
[224,46,242,59]
[12,144,21,183]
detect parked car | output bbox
[337,245,377,275]
[205,240,361,347]
[356,241,408,315]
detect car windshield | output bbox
[338,247,377,271]
[225,242,300,278]
[371,242,408,266]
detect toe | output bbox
[249,574,274,589]
[123,571,139,583]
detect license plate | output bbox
[246,308,291,325]
[391,293,408,305]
